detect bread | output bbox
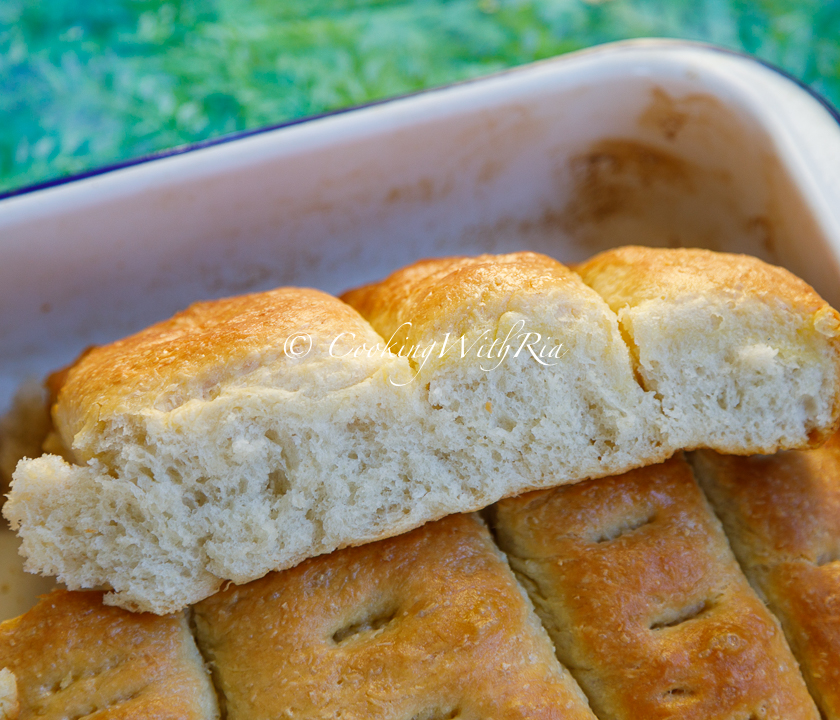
[191,513,596,720]
[0,458,834,717]
[489,455,820,720]
[342,252,667,476]
[0,668,17,720]
[6,248,840,614]
[576,246,840,451]
[691,433,840,720]
[5,288,422,613]
[0,589,218,719]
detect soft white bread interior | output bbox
[5,249,840,614]
[342,253,666,483]
[6,288,428,613]
[0,668,17,720]
[577,246,840,452]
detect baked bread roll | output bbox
[192,513,596,720]
[576,246,840,452]
[6,248,840,614]
[342,252,666,481]
[691,434,840,720]
[490,455,820,720]
[6,288,423,614]
[0,668,17,720]
[0,589,218,719]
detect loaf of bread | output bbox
[0,589,218,719]
[489,455,820,720]
[192,513,596,720]
[5,248,840,614]
[691,433,840,720]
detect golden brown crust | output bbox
[575,245,840,322]
[692,435,840,566]
[192,513,596,720]
[54,287,388,460]
[0,589,218,719]
[763,561,840,719]
[342,251,603,347]
[491,456,818,720]
[691,437,840,719]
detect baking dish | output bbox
[1,38,839,620]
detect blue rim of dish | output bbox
[2,38,838,202]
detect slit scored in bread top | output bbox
[691,433,840,720]
[489,454,820,720]
[5,248,840,614]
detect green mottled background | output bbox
[2,0,838,195]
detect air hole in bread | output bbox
[331,603,398,644]
[263,429,282,446]
[267,468,290,498]
[661,687,695,703]
[592,510,655,543]
[495,416,516,432]
[191,489,208,508]
[650,599,711,630]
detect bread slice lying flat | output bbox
[193,513,597,720]
[490,455,820,720]
[6,248,840,614]
[0,589,218,719]
[691,433,840,720]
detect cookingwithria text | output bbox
[282,320,568,385]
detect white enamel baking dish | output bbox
[2,39,840,620]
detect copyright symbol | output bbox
[284,333,313,358]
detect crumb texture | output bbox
[576,246,840,452]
